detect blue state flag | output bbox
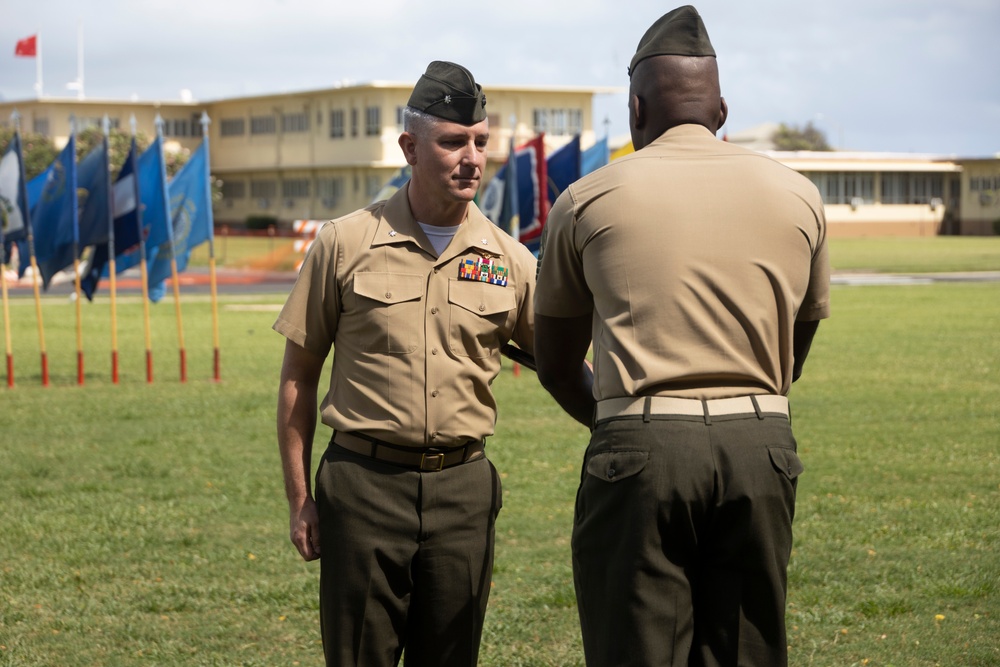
[148,139,214,301]
[77,138,112,251]
[546,135,581,207]
[24,135,78,288]
[0,132,31,262]
[581,136,609,176]
[139,135,172,254]
[82,138,142,300]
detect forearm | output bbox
[276,340,326,508]
[535,313,596,428]
[277,380,318,508]
[539,363,595,427]
[792,319,820,382]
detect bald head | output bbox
[628,54,727,150]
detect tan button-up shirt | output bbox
[535,124,830,400]
[274,184,537,448]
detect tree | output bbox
[2,126,190,181]
[771,122,832,151]
[0,128,58,179]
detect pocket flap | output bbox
[449,280,516,316]
[585,451,648,483]
[354,272,425,305]
[768,447,804,480]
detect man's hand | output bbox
[289,497,321,561]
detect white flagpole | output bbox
[77,21,85,99]
[35,32,43,98]
[67,22,85,99]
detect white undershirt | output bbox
[417,221,461,255]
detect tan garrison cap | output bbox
[628,5,716,76]
[407,61,487,125]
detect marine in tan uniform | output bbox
[274,61,537,667]
[533,7,830,666]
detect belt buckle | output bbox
[419,451,445,471]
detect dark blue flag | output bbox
[82,138,142,301]
[546,135,581,207]
[77,138,112,252]
[25,135,78,288]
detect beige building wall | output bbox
[5,90,997,236]
[957,159,1000,235]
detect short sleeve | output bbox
[272,222,340,357]
[534,190,593,318]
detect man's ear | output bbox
[398,133,418,166]
[630,94,646,132]
[717,97,729,134]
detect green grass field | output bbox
[1,241,998,666]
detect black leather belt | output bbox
[332,431,485,471]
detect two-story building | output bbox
[2,86,998,236]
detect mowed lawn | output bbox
[1,238,998,666]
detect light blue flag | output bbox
[148,139,213,301]
[77,138,112,251]
[23,135,78,288]
[581,136,609,176]
[139,135,172,253]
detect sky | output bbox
[1,0,998,157]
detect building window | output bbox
[396,105,406,131]
[250,179,277,200]
[351,108,358,137]
[282,179,310,198]
[806,171,874,205]
[365,106,381,136]
[282,112,309,133]
[32,118,50,135]
[568,109,582,135]
[221,180,246,199]
[533,109,548,134]
[250,115,276,135]
[317,177,344,207]
[220,118,245,137]
[532,108,584,136]
[330,109,345,138]
[163,118,190,137]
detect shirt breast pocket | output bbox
[352,272,425,354]
[448,279,516,358]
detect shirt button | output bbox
[385,292,392,299]
[431,432,439,439]
[607,466,616,479]
[431,348,438,355]
[478,304,486,312]
[431,390,439,397]
[431,307,438,314]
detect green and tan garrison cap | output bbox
[407,61,487,125]
[628,5,716,77]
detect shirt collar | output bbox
[372,182,505,263]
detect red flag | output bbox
[15,35,37,57]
